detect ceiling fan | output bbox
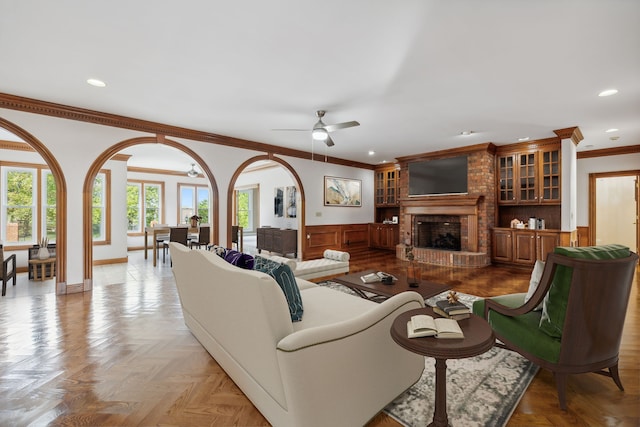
[275,110,360,147]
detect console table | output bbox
[256,227,297,257]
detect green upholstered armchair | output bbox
[473,244,638,410]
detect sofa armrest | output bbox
[275,291,425,426]
[277,291,423,352]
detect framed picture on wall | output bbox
[274,187,284,217]
[286,186,297,218]
[324,176,362,206]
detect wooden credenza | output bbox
[257,227,297,257]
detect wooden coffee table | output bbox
[390,307,495,427]
[332,269,452,301]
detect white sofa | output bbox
[262,249,350,280]
[169,243,425,427]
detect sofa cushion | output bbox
[539,244,630,338]
[523,260,545,311]
[294,258,349,277]
[224,249,255,270]
[255,256,303,322]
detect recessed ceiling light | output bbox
[518,137,530,142]
[598,89,618,97]
[368,150,375,156]
[610,136,620,141]
[380,160,388,163]
[87,78,106,87]
[460,131,473,136]
[585,144,594,148]
[605,128,618,133]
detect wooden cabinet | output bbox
[497,146,560,205]
[256,227,297,257]
[368,223,399,250]
[375,167,399,206]
[491,228,560,266]
[536,230,560,261]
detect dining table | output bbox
[145,225,202,266]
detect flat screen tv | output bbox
[408,155,468,196]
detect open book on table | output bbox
[406,314,464,339]
[360,271,397,283]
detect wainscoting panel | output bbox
[303,224,369,260]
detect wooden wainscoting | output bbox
[302,224,369,260]
[577,226,590,246]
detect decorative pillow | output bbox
[253,255,282,273]
[323,249,350,262]
[223,250,255,270]
[269,264,304,322]
[523,260,545,311]
[208,244,227,258]
[254,256,303,322]
[539,244,630,338]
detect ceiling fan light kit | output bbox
[277,109,360,147]
[186,163,199,178]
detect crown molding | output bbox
[577,144,640,159]
[0,92,375,170]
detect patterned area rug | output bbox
[318,282,539,427]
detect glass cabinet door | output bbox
[519,152,537,202]
[498,155,515,203]
[540,149,560,202]
[385,170,397,204]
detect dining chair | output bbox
[232,225,243,252]
[163,226,189,263]
[190,225,211,249]
[1,244,17,297]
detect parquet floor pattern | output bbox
[0,249,638,426]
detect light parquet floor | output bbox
[0,249,638,426]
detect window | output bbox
[2,167,36,244]
[1,164,58,246]
[178,184,209,224]
[42,171,57,240]
[127,180,163,233]
[235,186,258,232]
[91,171,111,243]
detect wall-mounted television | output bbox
[408,155,468,196]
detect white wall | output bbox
[0,108,374,287]
[576,152,640,226]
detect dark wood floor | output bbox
[0,249,637,426]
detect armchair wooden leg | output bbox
[609,364,624,391]
[554,372,569,411]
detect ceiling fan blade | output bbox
[324,135,335,147]
[324,121,360,132]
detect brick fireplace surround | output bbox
[396,144,496,267]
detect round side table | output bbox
[390,307,495,427]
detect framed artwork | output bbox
[274,187,284,217]
[324,176,362,206]
[286,186,297,218]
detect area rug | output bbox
[318,282,539,427]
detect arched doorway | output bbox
[227,155,305,258]
[83,135,219,288]
[0,117,68,294]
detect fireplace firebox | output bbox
[414,215,461,251]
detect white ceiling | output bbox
[1,1,639,169]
